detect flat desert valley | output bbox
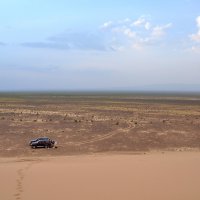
[0,93,200,200]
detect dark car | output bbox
[29,137,56,148]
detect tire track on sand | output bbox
[68,124,136,146]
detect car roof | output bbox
[37,137,50,140]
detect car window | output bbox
[38,141,43,145]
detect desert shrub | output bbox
[64,114,67,120]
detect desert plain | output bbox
[0,92,200,200]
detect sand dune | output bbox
[1,152,200,200]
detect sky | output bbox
[0,0,200,92]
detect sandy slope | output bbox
[1,152,200,200]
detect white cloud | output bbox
[118,18,131,24]
[124,18,131,23]
[144,22,151,30]
[132,17,146,27]
[101,21,113,29]
[131,16,152,31]
[151,23,172,38]
[189,16,200,53]
[190,16,200,43]
[111,26,127,33]
[191,46,200,53]
[101,17,172,51]
[132,42,143,51]
[197,16,200,28]
[190,31,200,43]
[186,45,200,53]
[123,28,136,38]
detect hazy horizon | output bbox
[0,0,200,92]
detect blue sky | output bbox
[0,0,200,91]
